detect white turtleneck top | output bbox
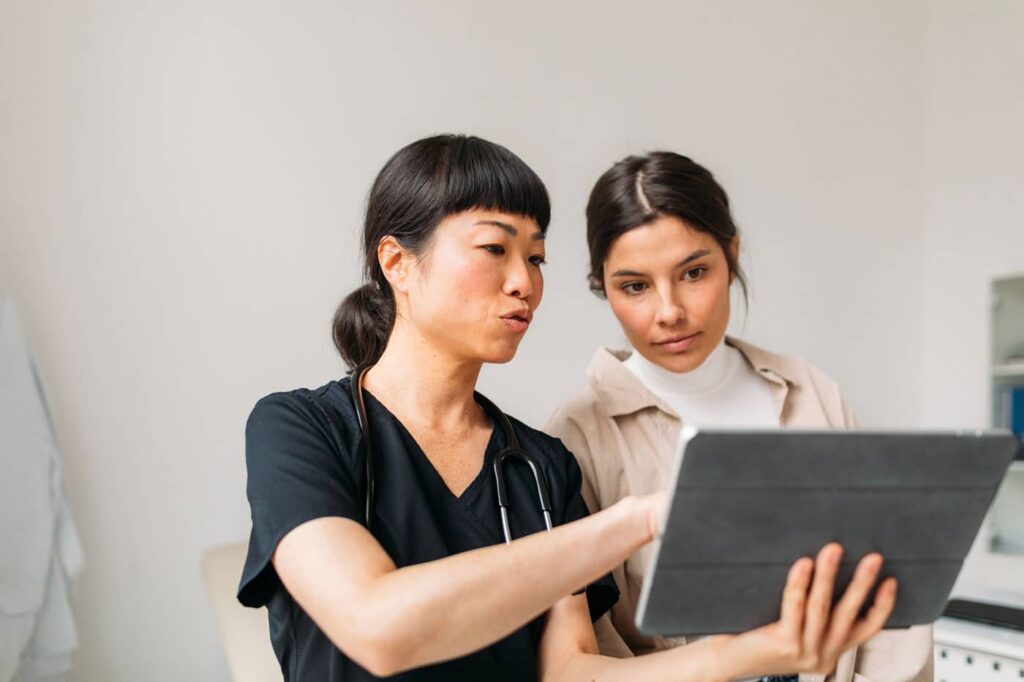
[622,341,778,428]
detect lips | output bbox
[500,309,532,324]
[654,331,700,353]
[500,308,532,333]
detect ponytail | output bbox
[332,282,395,369]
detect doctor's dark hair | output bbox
[585,151,747,302]
[332,134,551,368]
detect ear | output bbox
[727,236,740,283]
[377,235,412,293]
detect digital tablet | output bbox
[635,428,1020,636]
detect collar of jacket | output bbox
[585,335,795,420]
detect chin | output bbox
[488,355,516,365]
[489,349,519,365]
[652,349,710,374]
[478,342,520,365]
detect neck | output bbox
[362,318,484,431]
[626,338,736,396]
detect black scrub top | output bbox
[237,376,619,681]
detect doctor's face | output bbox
[405,209,546,365]
[604,215,736,374]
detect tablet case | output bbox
[635,429,1020,636]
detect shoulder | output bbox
[729,336,838,387]
[505,412,573,464]
[543,384,631,508]
[248,377,355,429]
[546,382,614,443]
[728,337,852,426]
[499,411,587,492]
[245,377,363,468]
[544,353,642,479]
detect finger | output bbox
[847,577,898,647]
[648,492,669,538]
[802,543,843,652]
[779,557,814,640]
[820,552,884,656]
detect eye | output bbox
[482,244,506,256]
[621,281,647,295]
[682,266,707,282]
[529,255,547,267]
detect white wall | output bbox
[919,0,1024,429]
[0,1,970,679]
[918,0,1024,598]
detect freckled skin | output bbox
[403,209,546,365]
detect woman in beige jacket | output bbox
[547,151,933,682]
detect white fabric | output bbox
[10,553,78,682]
[623,341,778,428]
[0,295,82,681]
[0,615,33,682]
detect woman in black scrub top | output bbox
[237,134,898,682]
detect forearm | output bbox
[546,636,734,682]
[369,496,653,672]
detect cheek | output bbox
[532,270,544,307]
[690,275,732,328]
[608,294,654,339]
[423,250,496,304]
[456,257,504,301]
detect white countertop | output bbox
[934,616,1024,660]
[935,520,1024,659]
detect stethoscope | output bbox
[350,364,554,544]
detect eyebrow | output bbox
[609,248,712,278]
[474,219,545,241]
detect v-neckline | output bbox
[361,386,500,501]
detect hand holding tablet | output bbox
[709,543,893,679]
[636,429,1020,637]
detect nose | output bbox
[653,284,685,327]
[503,258,533,300]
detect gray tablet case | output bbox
[635,428,1020,636]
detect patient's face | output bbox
[603,215,735,374]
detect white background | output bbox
[1,1,1021,679]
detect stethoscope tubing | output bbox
[350,364,553,545]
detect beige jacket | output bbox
[546,337,933,682]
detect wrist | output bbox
[609,495,657,546]
[701,635,742,682]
